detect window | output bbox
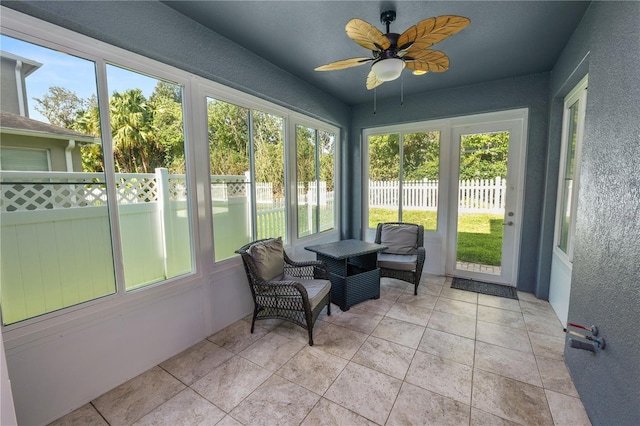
[0,14,339,326]
[0,33,194,325]
[0,148,50,171]
[555,76,587,260]
[0,36,116,324]
[207,97,294,262]
[367,130,440,231]
[296,125,336,237]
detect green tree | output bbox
[253,111,284,197]
[207,99,250,176]
[33,86,95,128]
[459,132,509,180]
[149,82,185,173]
[368,133,400,181]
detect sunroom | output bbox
[0,2,639,425]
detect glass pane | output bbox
[0,35,115,324]
[207,97,251,261]
[456,132,509,275]
[106,64,193,289]
[296,125,317,238]
[402,131,440,231]
[318,130,335,232]
[368,133,400,228]
[253,110,286,240]
[558,101,580,253]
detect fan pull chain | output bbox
[373,88,377,115]
[401,74,404,106]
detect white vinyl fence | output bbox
[369,177,505,213]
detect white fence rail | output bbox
[369,177,505,212]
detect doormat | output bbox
[451,278,518,299]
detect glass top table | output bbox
[305,239,387,311]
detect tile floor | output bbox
[51,275,591,426]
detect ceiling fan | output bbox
[315,10,470,90]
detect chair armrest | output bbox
[284,254,330,280]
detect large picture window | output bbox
[0,34,194,325]
[367,130,440,231]
[296,125,336,238]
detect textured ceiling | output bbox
[164,1,590,105]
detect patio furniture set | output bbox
[236,222,425,345]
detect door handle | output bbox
[503,221,514,226]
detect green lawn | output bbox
[369,208,503,266]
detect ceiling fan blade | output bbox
[400,15,470,52]
[346,19,391,51]
[366,70,384,90]
[404,50,450,72]
[315,57,373,71]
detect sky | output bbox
[1,34,160,123]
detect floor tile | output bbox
[379,286,404,301]
[381,278,410,291]
[160,340,234,385]
[191,356,271,413]
[352,336,415,379]
[270,318,330,344]
[418,328,475,366]
[386,302,432,326]
[523,312,565,337]
[311,323,368,359]
[395,292,438,310]
[349,297,395,316]
[440,287,479,304]
[48,403,108,426]
[92,366,185,426]
[536,356,579,396]
[208,320,270,354]
[427,310,476,339]
[324,362,402,425]
[477,305,526,329]
[476,320,532,353]
[470,407,519,426]
[529,331,566,360]
[132,388,225,425]
[434,297,478,319]
[216,415,243,426]
[230,375,320,425]
[474,341,542,387]
[406,350,473,405]
[519,299,559,317]
[276,346,348,395]
[545,389,591,426]
[422,274,446,286]
[301,398,377,426]
[324,310,383,335]
[471,369,553,426]
[421,282,443,297]
[370,316,425,349]
[387,382,470,426]
[239,331,305,371]
[477,294,521,312]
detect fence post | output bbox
[156,168,174,278]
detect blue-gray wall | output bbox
[349,74,550,295]
[545,3,640,424]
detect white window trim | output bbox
[553,75,588,265]
[0,7,340,339]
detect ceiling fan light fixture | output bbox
[372,58,405,81]
[412,70,427,76]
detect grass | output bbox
[369,208,503,266]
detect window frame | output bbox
[554,75,588,264]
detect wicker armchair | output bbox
[375,222,426,295]
[236,237,331,346]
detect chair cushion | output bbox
[299,278,331,310]
[380,224,418,255]
[248,237,284,281]
[377,253,418,271]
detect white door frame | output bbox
[446,109,528,286]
